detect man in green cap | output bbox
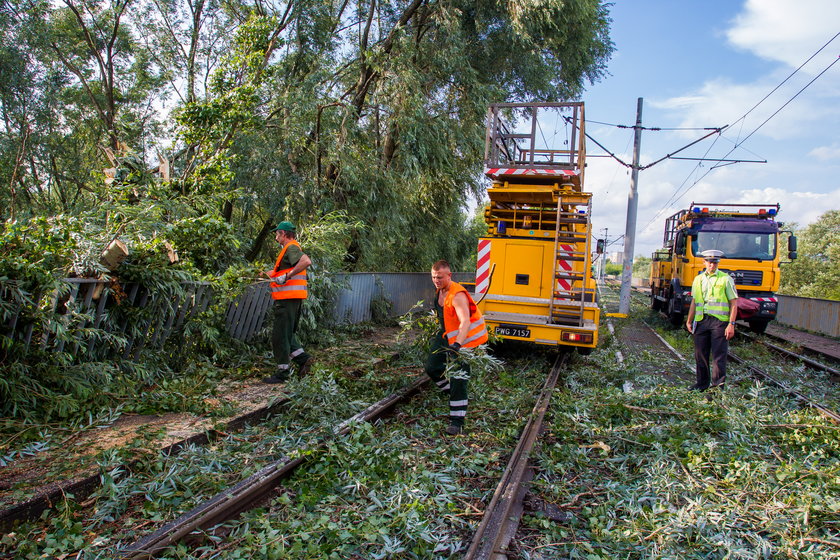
[263,221,314,383]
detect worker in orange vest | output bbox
[263,221,314,383]
[425,260,488,435]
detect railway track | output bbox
[737,330,839,379]
[119,375,429,559]
[0,396,293,532]
[464,352,569,559]
[636,320,840,424]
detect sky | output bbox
[576,0,840,261]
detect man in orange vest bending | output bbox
[263,221,314,384]
[426,260,488,435]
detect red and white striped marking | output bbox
[556,244,575,291]
[484,167,579,178]
[749,297,777,302]
[476,240,491,294]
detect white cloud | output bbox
[584,1,840,260]
[726,0,840,69]
[809,145,840,161]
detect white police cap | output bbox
[700,249,724,261]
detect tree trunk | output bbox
[246,219,275,262]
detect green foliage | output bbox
[604,262,622,276]
[632,255,651,278]
[0,215,84,288]
[780,210,840,300]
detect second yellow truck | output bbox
[649,203,797,333]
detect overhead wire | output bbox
[640,31,840,230]
[729,30,840,140]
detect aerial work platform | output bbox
[476,103,600,351]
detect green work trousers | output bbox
[425,331,469,427]
[271,299,310,371]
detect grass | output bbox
[2,307,839,559]
[518,304,840,559]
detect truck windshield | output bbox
[691,232,776,260]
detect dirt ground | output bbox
[0,325,412,511]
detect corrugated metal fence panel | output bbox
[333,274,376,324]
[376,273,432,316]
[776,295,840,337]
[331,272,477,325]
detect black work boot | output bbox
[263,368,289,384]
[445,424,463,436]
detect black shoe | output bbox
[689,383,708,392]
[445,424,463,435]
[296,357,315,377]
[262,372,289,384]
[710,383,725,391]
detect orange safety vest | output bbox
[442,282,488,348]
[269,240,308,300]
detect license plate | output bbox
[494,325,531,338]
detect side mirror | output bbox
[788,235,798,253]
[788,251,797,260]
[596,239,605,254]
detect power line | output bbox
[586,118,717,131]
[641,32,840,231]
[728,55,840,152]
[729,30,840,140]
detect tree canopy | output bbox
[1,0,614,276]
[779,210,840,301]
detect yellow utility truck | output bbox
[649,203,797,333]
[475,102,600,352]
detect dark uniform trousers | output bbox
[272,299,310,371]
[693,315,728,389]
[425,330,469,427]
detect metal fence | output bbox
[225,282,272,342]
[333,272,475,324]
[776,295,840,337]
[226,272,476,342]
[2,273,478,357]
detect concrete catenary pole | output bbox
[619,98,643,315]
[600,227,608,282]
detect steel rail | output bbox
[726,352,840,424]
[738,331,839,377]
[119,375,428,560]
[463,352,569,560]
[0,396,292,533]
[639,321,840,424]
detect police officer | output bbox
[425,260,488,435]
[263,221,314,383]
[685,249,738,391]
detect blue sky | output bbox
[579,0,840,260]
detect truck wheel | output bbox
[667,298,683,327]
[748,320,769,334]
[650,295,661,311]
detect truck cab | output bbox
[650,204,795,333]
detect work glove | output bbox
[445,342,461,356]
[275,273,288,285]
